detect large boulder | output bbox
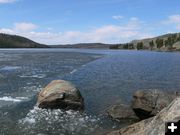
[107,104,139,121]
[132,90,180,119]
[107,98,180,135]
[37,80,84,111]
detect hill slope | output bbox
[110,33,180,51]
[0,34,49,48]
[1,32,180,50]
[50,43,110,49]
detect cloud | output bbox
[112,15,124,20]
[0,0,17,3]
[0,28,14,34]
[14,22,38,32]
[163,15,180,30]
[130,17,139,21]
[0,18,152,45]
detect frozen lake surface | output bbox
[0,49,180,135]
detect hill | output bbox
[110,33,180,51]
[50,43,110,49]
[0,33,49,48]
[1,32,180,51]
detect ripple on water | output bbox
[0,96,29,102]
[0,96,29,107]
[18,107,101,135]
[70,69,77,74]
[18,74,46,79]
[0,66,21,71]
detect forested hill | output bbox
[110,33,180,51]
[0,34,49,48]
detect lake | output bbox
[0,49,180,135]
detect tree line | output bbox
[109,33,180,50]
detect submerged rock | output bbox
[132,90,180,119]
[37,80,84,111]
[107,98,180,135]
[107,104,139,121]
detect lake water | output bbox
[0,49,180,135]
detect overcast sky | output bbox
[0,0,180,45]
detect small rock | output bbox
[107,104,139,121]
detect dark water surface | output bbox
[0,49,180,135]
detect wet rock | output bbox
[107,98,180,135]
[132,90,180,119]
[107,104,139,121]
[37,80,84,111]
[107,118,153,135]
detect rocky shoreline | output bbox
[107,98,180,135]
[106,90,180,135]
[36,80,180,135]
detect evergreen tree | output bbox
[156,39,164,48]
[137,42,143,50]
[149,40,154,50]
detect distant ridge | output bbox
[0,32,180,51]
[50,43,110,49]
[0,33,49,48]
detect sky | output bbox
[0,0,180,45]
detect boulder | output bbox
[107,98,180,135]
[132,90,180,119]
[107,104,139,121]
[37,80,84,111]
